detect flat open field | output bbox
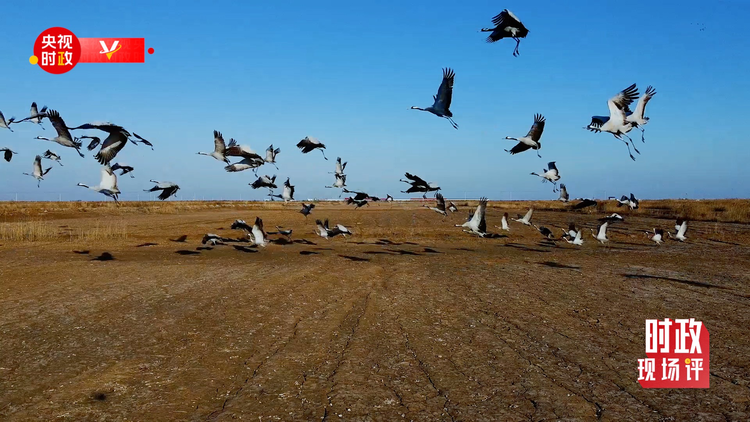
[1,199,749,421]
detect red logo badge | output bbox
[31,27,152,74]
[638,318,710,388]
[32,27,82,74]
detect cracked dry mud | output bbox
[1,202,749,421]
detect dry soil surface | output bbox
[1,202,749,421]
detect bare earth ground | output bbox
[1,200,749,421]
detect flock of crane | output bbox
[0,9,689,248]
[419,192,688,246]
[0,104,174,201]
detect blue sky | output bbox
[0,0,747,201]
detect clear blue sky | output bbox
[0,0,747,201]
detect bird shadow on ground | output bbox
[484,233,508,239]
[539,261,580,270]
[377,239,399,245]
[294,239,316,245]
[299,250,319,255]
[423,248,442,253]
[196,246,213,251]
[363,250,394,255]
[372,239,403,246]
[622,273,726,289]
[271,238,293,245]
[605,246,639,251]
[385,249,422,256]
[73,250,90,255]
[175,250,200,256]
[170,235,188,242]
[92,252,115,261]
[91,392,108,402]
[453,247,476,252]
[232,245,257,253]
[504,244,550,253]
[339,255,371,262]
[136,242,158,247]
[314,247,334,251]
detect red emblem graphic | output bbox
[638,318,710,388]
[32,27,82,74]
[31,27,151,74]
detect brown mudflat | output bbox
[1,200,749,421]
